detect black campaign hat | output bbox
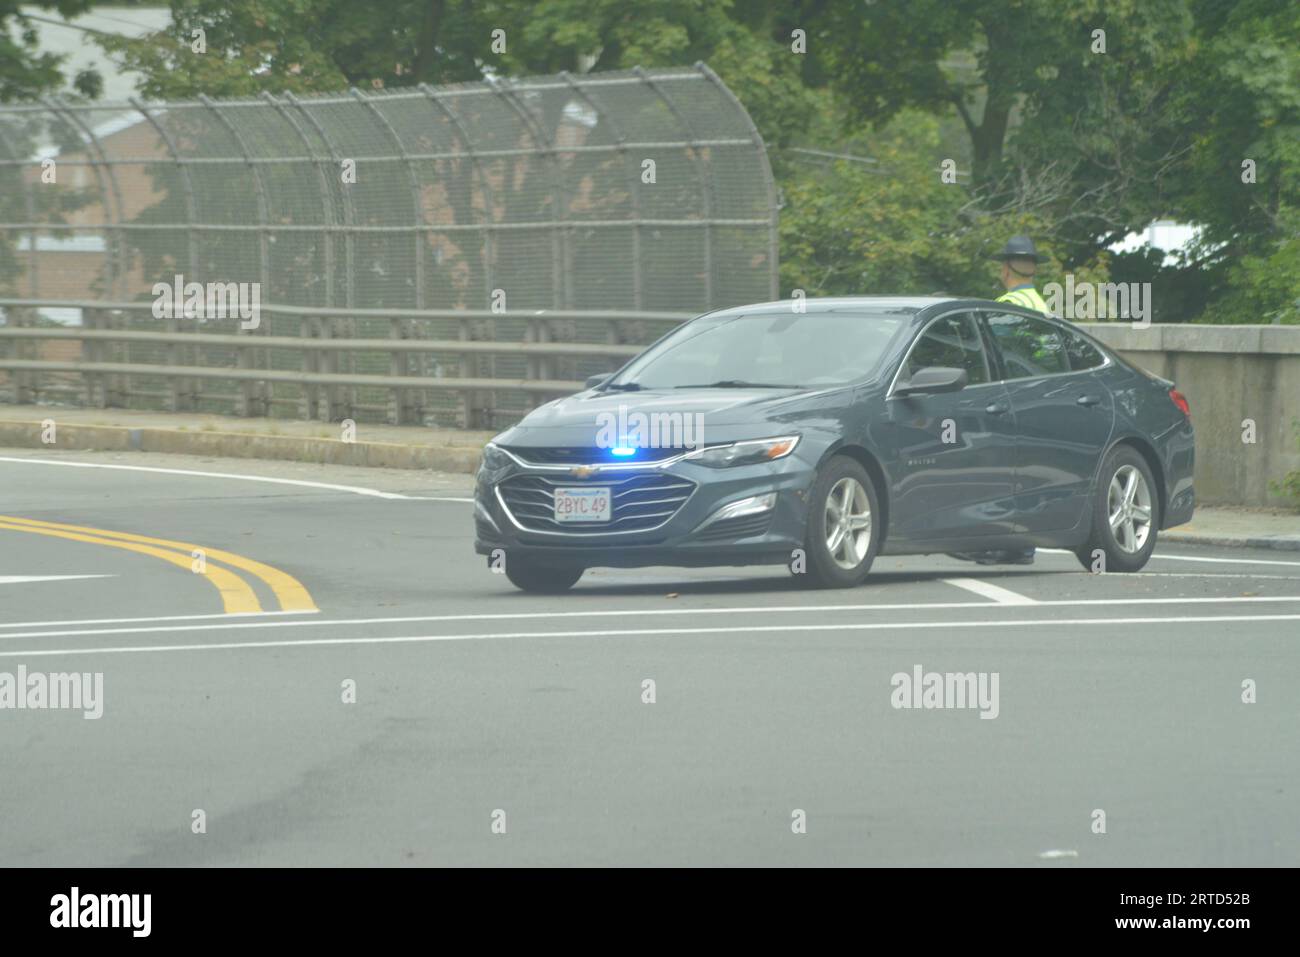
[990,235,1047,263]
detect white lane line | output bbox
[1,569,1288,630]
[0,609,319,630]
[7,594,1300,640]
[1040,547,1300,568]
[5,613,1299,658]
[0,455,472,502]
[1,602,997,638]
[1151,553,1300,568]
[941,577,1037,605]
[0,574,114,585]
[1124,572,1300,581]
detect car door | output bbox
[982,310,1116,533]
[883,311,1018,541]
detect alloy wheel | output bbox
[1107,464,1153,554]
[824,477,872,570]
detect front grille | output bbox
[696,512,773,542]
[503,445,684,465]
[497,471,696,534]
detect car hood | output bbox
[492,385,863,448]
[529,388,808,426]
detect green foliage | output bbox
[5,0,1296,317]
[95,0,509,97]
[1270,420,1300,506]
[778,111,1110,298]
[1167,0,1300,251]
[802,0,1193,192]
[0,0,96,101]
[1157,0,1300,323]
[792,0,1296,317]
[1198,217,1300,325]
[1106,248,1223,325]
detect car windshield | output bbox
[607,308,912,390]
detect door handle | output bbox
[985,402,1010,415]
[1076,394,1101,407]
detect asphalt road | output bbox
[2,447,1298,866]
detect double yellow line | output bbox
[0,515,317,614]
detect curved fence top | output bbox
[0,64,778,315]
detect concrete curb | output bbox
[1161,531,1300,552]
[0,419,482,473]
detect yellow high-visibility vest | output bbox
[997,285,1050,315]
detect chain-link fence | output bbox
[0,64,778,427]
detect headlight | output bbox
[480,442,513,471]
[685,435,800,468]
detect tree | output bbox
[802,0,1192,191]
[1164,0,1300,323]
[1,1,103,293]
[95,0,516,98]
[76,0,1300,319]
[0,0,98,101]
[96,0,823,150]
[778,109,1111,298]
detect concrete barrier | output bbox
[0,420,483,473]
[1081,324,1300,507]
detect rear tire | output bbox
[505,559,584,593]
[800,456,881,588]
[1075,445,1159,573]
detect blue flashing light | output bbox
[610,446,637,457]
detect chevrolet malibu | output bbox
[474,296,1194,592]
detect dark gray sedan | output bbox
[474,296,1194,591]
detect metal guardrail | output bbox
[0,66,778,314]
[0,298,692,427]
[0,66,777,426]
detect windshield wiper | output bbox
[602,381,643,391]
[673,380,798,389]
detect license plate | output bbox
[554,486,612,523]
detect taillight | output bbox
[1169,388,1190,421]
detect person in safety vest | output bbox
[948,235,1051,567]
[992,235,1050,313]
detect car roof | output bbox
[720,295,1122,364]
[698,295,1011,323]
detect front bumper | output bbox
[473,452,817,569]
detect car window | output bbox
[901,312,989,386]
[1064,328,1106,371]
[608,307,912,389]
[985,312,1067,379]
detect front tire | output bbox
[505,559,584,593]
[801,456,881,588]
[1075,445,1159,573]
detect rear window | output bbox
[1064,328,1106,371]
[986,312,1068,379]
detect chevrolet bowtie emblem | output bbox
[570,464,599,478]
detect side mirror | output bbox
[894,366,968,396]
[585,373,612,390]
